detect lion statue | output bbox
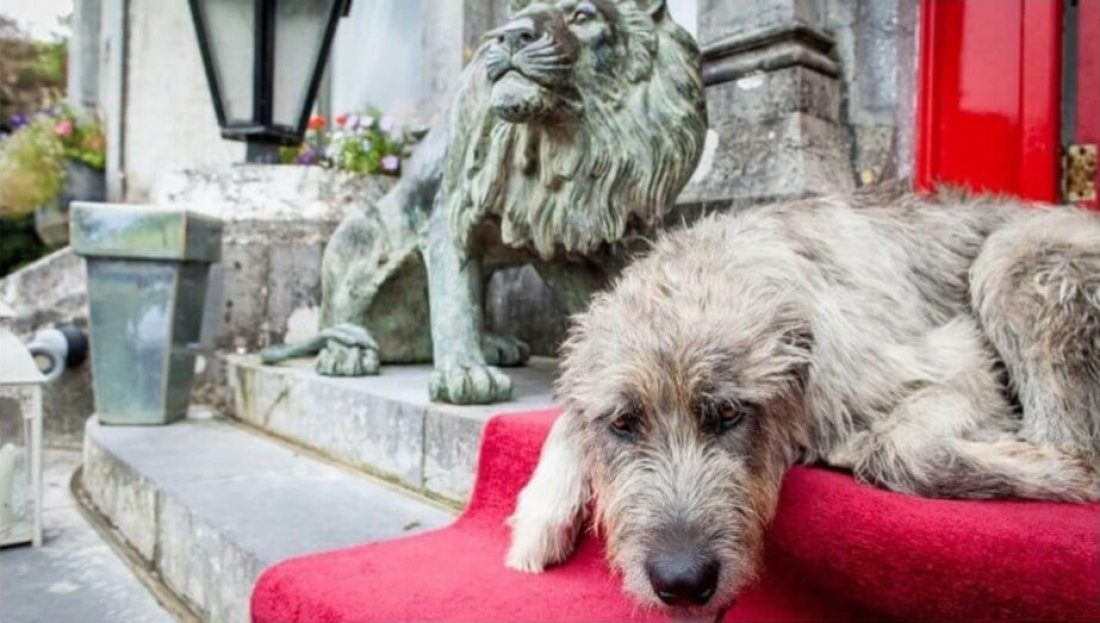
[262,0,707,404]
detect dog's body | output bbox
[507,187,1100,614]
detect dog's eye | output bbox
[700,400,750,435]
[609,412,638,439]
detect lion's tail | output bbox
[259,334,328,365]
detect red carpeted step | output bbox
[251,409,1100,622]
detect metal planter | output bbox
[34,159,107,247]
[72,203,223,425]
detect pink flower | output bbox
[381,155,400,172]
[54,120,73,136]
[379,116,395,133]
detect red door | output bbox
[916,0,1097,208]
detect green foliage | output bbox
[1,16,67,126]
[278,108,416,176]
[0,105,106,218]
[0,214,50,277]
[0,117,65,218]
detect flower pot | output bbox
[34,160,107,247]
[71,202,222,425]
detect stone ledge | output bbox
[82,408,454,623]
[226,355,557,504]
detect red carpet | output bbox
[252,409,1100,622]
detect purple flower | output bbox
[379,116,395,133]
[296,147,317,165]
[9,114,27,129]
[381,155,400,172]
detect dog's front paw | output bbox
[505,511,578,573]
[429,361,512,404]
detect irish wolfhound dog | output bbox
[506,187,1100,613]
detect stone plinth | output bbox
[82,408,453,623]
[226,355,557,503]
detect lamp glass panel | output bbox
[0,385,34,546]
[272,0,337,127]
[198,0,256,123]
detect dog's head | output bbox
[555,234,814,613]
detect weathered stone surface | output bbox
[683,113,854,205]
[0,450,173,623]
[228,355,557,503]
[0,248,88,337]
[82,435,158,560]
[704,67,841,125]
[82,407,453,623]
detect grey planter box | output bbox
[35,160,107,247]
[72,203,223,425]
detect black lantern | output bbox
[188,0,352,162]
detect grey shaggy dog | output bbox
[505,186,1100,615]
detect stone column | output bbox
[419,0,508,124]
[681,0,855,208]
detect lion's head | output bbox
[445,0,707,258]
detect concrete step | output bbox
[226,354,556,503]
[81,408,455,623]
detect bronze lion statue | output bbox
[262,0,707,404]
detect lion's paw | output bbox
[482,333,530,368]
[429,361,512,404]
[316,341,380,376]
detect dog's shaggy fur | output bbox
[506,187,1100,614]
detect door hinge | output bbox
[1063,144,1097,202]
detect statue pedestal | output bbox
[226,355,556,503]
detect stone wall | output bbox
[681,0,919,209]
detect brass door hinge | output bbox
[1063,143,1097,202]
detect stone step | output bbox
[81,408,455,623]
[225,354,557,503]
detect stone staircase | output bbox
[80,358,557,622]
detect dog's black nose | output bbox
[646,554,720,606]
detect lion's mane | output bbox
[444,0,707,259]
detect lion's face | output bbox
[451,0,706,258]
[484,1,626,123]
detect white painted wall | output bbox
[119,0,243,201]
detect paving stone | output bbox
[0,450,173,623]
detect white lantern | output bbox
[0,327,46,547]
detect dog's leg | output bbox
[971,208,1100,460]
[846,318,1098,501]
[506,413,591,572]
